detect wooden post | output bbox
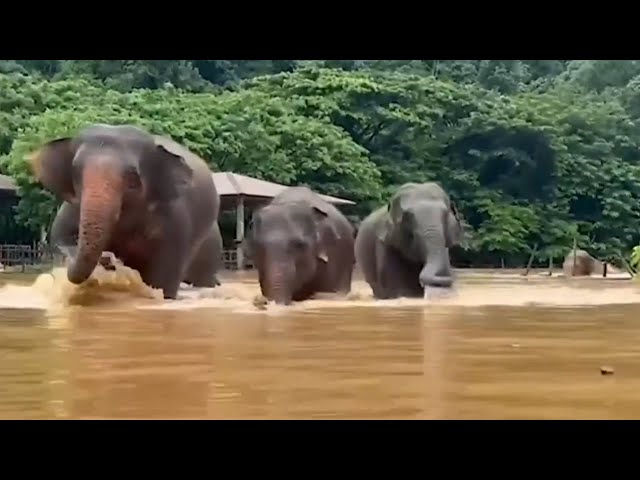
[548,254,553,276]
[236,196,245,271]
[572,236,577,277]
[603,262,608,278]
[524,243,538,276]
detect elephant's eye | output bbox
[124,170,142,190]
[401,212,415,233]
[291,238,307,251]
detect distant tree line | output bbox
[2,60,640,268]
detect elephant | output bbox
[562,249,615,277]
[32,123,221,299]
[183,221,223,287]
[354,182,463,299]
[244,186,356,305]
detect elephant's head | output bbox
[247,202,335,305]
[30,124,193,285]
[377,182,462,290]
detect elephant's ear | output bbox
[375,198,404,247]
[374,203,393,244]
[141,143,194,203]
[28,137,78,202]
[312,206,339,263]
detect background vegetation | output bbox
[2,60,640,268]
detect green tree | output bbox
[3,61,640,269]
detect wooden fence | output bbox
[0,244,64,272]
[222,249,254,270]
[0,244,252,273]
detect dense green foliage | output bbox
[1,60,640,267]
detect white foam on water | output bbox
[1,261,640,316]
[0,259,162,312]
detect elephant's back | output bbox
[274,186,354,237]
[360,206,386,229]
[273,186,328,209]
[154,135,219,221]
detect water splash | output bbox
[0,258,162,311]
[0,263,640,314]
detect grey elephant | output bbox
[244,186,355,305]
[562,249,613,277]
[33,123,221,299]
[355,182,463,299]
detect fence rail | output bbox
[222,249,254,270]
[0,244,64,272]
[0,244,252,273]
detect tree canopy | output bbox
[1,59,640,268]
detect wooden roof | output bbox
[212,171,355,206]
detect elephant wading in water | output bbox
[245,186,356,305]
[562,249,617,277]
[32,124,222,299]
[355,182,463,299]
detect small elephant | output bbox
[355,182,463,299]
[562,249,610,277]
[245,186,355,305]
[33,123,221,299]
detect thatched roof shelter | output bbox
[0,175,17,192]
[212,172,355,210]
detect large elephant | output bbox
[245,186,355,305]
[32,123,221,299]
[355,182,463,299]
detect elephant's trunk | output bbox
[418,228,453,289]
[67,166,122,284]
[259,258,295,305]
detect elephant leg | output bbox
[312,255,352,296]
[335,260,354,295]
[375,241,422,299]
[143,229,190,300]
[291,282,318,302]
[356,242,380,297]
[333,239,355,295]
[400,263,427,297]
[183,224,222,288]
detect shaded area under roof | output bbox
[0,174,17,192]
[0,175,18,200]
[212,171,355,210]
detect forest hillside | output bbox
[2,60,640,268]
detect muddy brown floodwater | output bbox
[1,263,640,419]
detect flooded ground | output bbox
[1,264,640,419]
